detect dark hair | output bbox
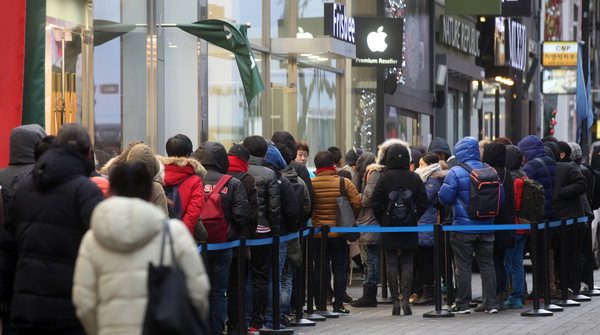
[166,134,193,157]
[55,123,92,156]
[243,135,268,158]
[327,146,342,165]
[314,150,334,169]
[296,140,310,154]
[271,131,298,154]
[34,135,55,161]
[275,142,295,164]
[493,137,513,145]
[421,153,440,165]
[108,162,152,200]
[557,141,572,161]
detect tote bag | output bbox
[336,177,360,242]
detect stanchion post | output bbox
[521,221,553,317]
[378,248,391,304]
[304,227,326,322]
[261,235,294,335]
[540,222,563,312]
[200,241,208,268]
[289,231,316,327]
[315,226,339,318]
[554,219,580,307]
[444,229,454,308]
[424,224,454,318]
[581,215,600,296]
[237,237,247,335]
[571,219,591,301]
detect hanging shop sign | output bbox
[542,41,578,67]
[439,15,480,56]
[324,3,356,44]
[502,0,532,16]
[445,0,502,15]
[508,19,526,72]
[541,67,577,94]
[352,17,403,67]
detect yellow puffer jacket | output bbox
[311,170,361,238]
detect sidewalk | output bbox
[290,270,600,335]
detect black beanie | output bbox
[228,144,250,162]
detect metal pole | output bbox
[555,219,580,307]
[288,232,316,327]
[444,229,455,307]
[316,226,339,318]
[424,224,454,317]
[304,227,326,321]
[571,220,591,301]
[541,222,563,312]
[522,221,553,316]
[237,238,247,335]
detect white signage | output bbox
[367,26,388,52]
[324,3,356,44]
[509,19,526,72]
[440,15,480,56]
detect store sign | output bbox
[324,3,355,44]
[440,15,480,56]
[542,68,577,94]
[445,0,502,15]
[352,17,403,67]
[502,0,532,16]
[542,41,578,67]
[508,19,526,72]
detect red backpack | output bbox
[202,175,233,243]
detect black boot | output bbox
[388,270,401,315]
[400,262,413,315]
[351,285,378,307]
[413,285,434,306]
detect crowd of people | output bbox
[1,123,600,335]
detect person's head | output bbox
[296,140,310,165]
[544,141,560,161]
[482,142,507,168]
[126,143,161,179]
[166,134,193,157]
[505,145,525,171]
[427,137,451,161]
[478,139,490,160]
[345,147,363,168]
[314,150,335,170]
[271,131,298,157]
[108,162,152,200]
[410,149,423,171]
[55,123,92,157]
[541,135,558,144]
[243,135,268,158]
[275,142,296,165]
[196,142,229,174]
[228,144,251,162]
[557,141,572,162]
[327,146,343,167]
[454,137,481,163]
[34,135,55,161]
[419,153,439,168]
[569,142,583,164]
[493,137,513,145]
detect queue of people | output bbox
[1,123,599,335]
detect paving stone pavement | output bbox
[288,269,600,335]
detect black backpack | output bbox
[458,163,502,219]
[163,176,192,219]
[385,187,417,227]
[287,178,308,230]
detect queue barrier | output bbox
[200,216,593,334]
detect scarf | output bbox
[228,155,248,172]
[315,166,337,175]
[415,163,441,182]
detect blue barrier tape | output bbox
[246,237,275,246]
[330,225,434,233]
[578,216,589,223]
[280,231,300,243]
[549,221,562,228]
[443,224,531,232]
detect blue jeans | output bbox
[264,242,287,328]
[207,249,233,335]
[360,244,380,286]
[505,234,528,303]
[280,260,294,317]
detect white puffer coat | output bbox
[72,197,210,335]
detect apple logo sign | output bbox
[297,27,314,39]
[367,26,388,52]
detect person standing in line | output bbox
[295,141,316,179]
[327,146,352,180]
[372,141,427,316]
[196,142,251,335]
[439,137,503,314]
[242,136,281,333]
[342,147,363,178]
[412,153,446,305]
[160,134,206,234]
[0,123,104,335]
[0,124,46,195]
[72,162,210,335]
[311,151,361,314]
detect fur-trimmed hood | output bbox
[158,156,207,179]
[375,138,412,165]
[101,149,166,184]
[431,169,448,179]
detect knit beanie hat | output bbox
[345,147,363,166]
[228,144,251,162]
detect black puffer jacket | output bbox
[197,142,250,240]
[0,145,103,332]
[248,155,282,236]
[290,160,314,215]
[482,142,515,249]
[554,161,588,219]
[0,124,46,194]
[372,143,427,250]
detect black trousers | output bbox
[414,246,434,288]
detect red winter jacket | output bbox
[513,176,529,234]
[161,156,207,234]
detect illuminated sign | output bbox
[542,68,577,95]
[324,3,355,44]
[440,15,480,56]
[542,41,578,67]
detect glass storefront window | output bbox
[271,56,294,136]
[297,65,337,168]
[207,45,263,148]
[208,0,263,45]
[271,0,291,38]
[297,0,325,40]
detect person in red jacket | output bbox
[160,134,206,234]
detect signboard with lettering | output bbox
[353,17,403,67]
[439,15,480,56]
[508,19,526,72]
[542,41,578,67]
[324,3,356,44]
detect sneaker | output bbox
[333,304,351,314]
[486,308,499,314]
[247,327,260,335]
[450,304,471,314]
[473,305,485,313]
[343,292,353,303]
[504,300,524,309]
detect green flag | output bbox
[178,19,265,104]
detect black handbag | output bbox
[143,221,208,335]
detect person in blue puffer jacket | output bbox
[439,136,504,314]
[412,153,446,305]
